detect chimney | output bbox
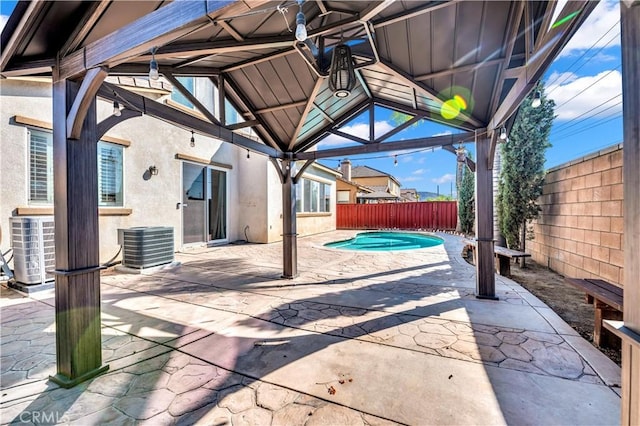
[341,158,351,181]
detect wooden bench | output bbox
[565,277,623,348]
[462,239,531,278]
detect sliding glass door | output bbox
[182,163,227,245]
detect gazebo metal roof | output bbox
[1,0,596,158]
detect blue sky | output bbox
[1,1,623,195]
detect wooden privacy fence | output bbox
[336,201,458,230]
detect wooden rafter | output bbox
[153,36,293,58]
[376,60,485,128]
[375,115,422,142]
[97,81,282,158]
[223,49,296,73]
[59,1,112,57]
[414,58,504,82]
[487,1,525,122]
[372,1,456,29]
[488,1,599,132]
[255,100,308,115]
[163,71,221,125]
[218,75,286,151]
[373,97,475,131]
[292,99,372,153]
[289,78,324,150]
[329,129,371,145]
[0,1,48,72]
[360,1,398,22]
[218,20,244,41]
[58,1,222,79]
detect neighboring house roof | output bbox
[366,185,390,193]
[336,176,373,192]
[358,191,402,200]
[401,188,419,202]
[350,166,401,187]
[311,161,342,177]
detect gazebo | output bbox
[1,1,638,422]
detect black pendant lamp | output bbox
[328,44,356,98]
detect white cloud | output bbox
[432,130,452,137]
[432,173,455,185]
[558,0,620,57]
[401,176,423,182]
[549,70,622,120]
[412,168,426,175]
[318,120,394,148]
[546,71,579,86]
[1,15,8,33]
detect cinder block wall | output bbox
[529,144,624,287]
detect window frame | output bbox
[295,177,332,214]
[97,141,125,207]
[26,128,126,207]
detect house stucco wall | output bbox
[265,162,338,243]
[529,144,624,287]
[1,78,338,270]
[0,78,242,263]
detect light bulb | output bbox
[112,100,121,117]
[149,59,159,81]
[295,12,307,42]
[531,90,542,108]
[499,127,507,140]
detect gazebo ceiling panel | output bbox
[17,2,89,57]
[297,85,369,144]
[1,0,597,155]
[81,1,169,46]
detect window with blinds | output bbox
[27,130,124,206]
[97,141,124,206]
[28,130,53,203]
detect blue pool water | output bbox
[324,232,443,251]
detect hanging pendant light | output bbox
[531,90,542,108]
[295,0,307,42]
[328,44,356,98]
[190,130,195,147]
[149,48,159,81]
[112,100,122,117]
[499,126,507,141]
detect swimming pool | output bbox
[324,231,444,251]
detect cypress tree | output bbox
[458,154,475,235]
[498,82,555,252]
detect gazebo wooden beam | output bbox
[97,82,282,158]
[295,131,475,160]
[488,1,598,132]
[58,1,277,80]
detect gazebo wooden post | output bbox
[281,157,298,279]
[475,133,496,299]
[605,3,640,424]
[49,72,108,388]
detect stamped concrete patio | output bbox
[1,232,620,425]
